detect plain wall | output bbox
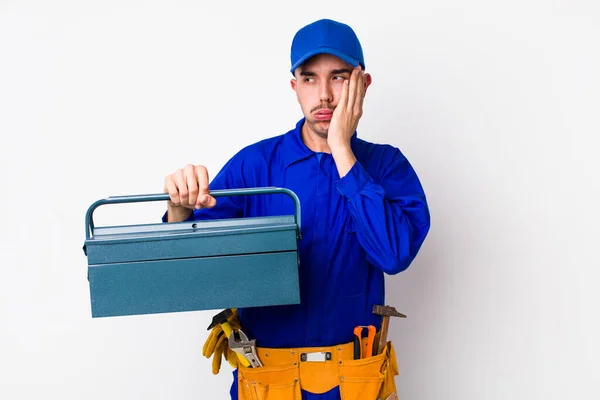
[1,1,599,399]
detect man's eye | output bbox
[333,76,345,81]
[304,77,314,83]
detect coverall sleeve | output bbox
[336,147,430,275]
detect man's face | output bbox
[290,53,370,139]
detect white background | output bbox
[1,1,599,399]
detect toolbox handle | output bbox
[85,187,302,240]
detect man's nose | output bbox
[319,82,333,103]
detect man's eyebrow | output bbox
[299,68,353,76]
[331,68,353,75]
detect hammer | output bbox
[372,305,406,355]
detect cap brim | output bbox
[290,47,361,74]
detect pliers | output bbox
[353,325,376,359]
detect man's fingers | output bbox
[174,169,188,205]
[355,70,366,116]
[164,177,180,205]
[164,164,214,210]
[196,165,209,194]
[197,194,217,208]
[195,165,211,208]
[346,67,359,111]
[185,164,199,207]
[338,75,349,113]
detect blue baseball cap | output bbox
[290,19,365,74]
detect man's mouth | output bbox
[314,109,333,121]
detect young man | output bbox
[163,18,430,400]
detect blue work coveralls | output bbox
[182,118,430,399]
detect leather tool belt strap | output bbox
[237,339,399,400]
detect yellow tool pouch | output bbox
[236,340,399,400]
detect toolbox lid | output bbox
[88,214,297,243]
[84,215,299,265]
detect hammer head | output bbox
[372,305,406,318]
[207,308,233,330]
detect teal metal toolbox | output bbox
[83,187,302,318]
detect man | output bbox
[163,18,430,400]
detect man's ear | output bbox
[364,73,372,91]
[290,78,297,91]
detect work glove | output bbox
[202,308,242,374]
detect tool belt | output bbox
[236,338,399,400]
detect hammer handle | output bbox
[377,316,390,355]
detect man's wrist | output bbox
[328,140,352,154]
[167,205,193,222]
[330,143,356,178]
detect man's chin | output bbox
[310,120,329,138]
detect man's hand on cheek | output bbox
[327,67,366,151]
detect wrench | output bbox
[228,329,263,368]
